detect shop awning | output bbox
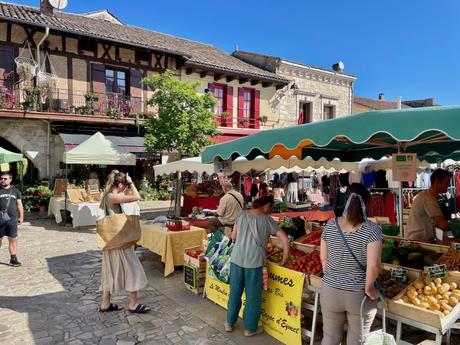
[63,132,136,166]
[202,106,460,163]
[60,133,145,153]
[0,147,23,164]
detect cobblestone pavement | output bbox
[1,218,459,345]
[0,219,282,345]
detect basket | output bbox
[449,221,460,239]
[37,71,58,88]
[381,224,400,236]
[15,57,38,79]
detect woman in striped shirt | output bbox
[320,183,383,345]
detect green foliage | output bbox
[143,70,220,157]
[23,185,53,210]
[84,92,99,102]
[76,106,91,114]
[106,106,121,119]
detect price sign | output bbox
[184,264,197,288]
[390,267,409,282]
[425,264,448,279]
[452,243,460,253]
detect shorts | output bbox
[0,217,18,238]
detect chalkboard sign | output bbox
[390,267,408,282]
[184,264,196,288]
[425,264,448,279]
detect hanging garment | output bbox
[348,171,362,185]
[456,171,460,211]
[367,194,385,217]
[386,170,400,189]
[286,182,299,203]
[322,175,330,194]
[329,174,338,205]
[374,170,388,189]
[339,172,350,187]
[383,193,397,224]
[362,172,376,188]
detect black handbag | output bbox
[0,189,12,227]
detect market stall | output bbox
[61,132,137,228]
[0,146,25,191]
[201,106,460,344]
[138,223,207,277]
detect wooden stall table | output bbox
[138,224,207,277]
[271,210,335,222]
[182,195,220,216]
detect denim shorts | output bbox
[0,217,18,238]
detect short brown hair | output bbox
[252,195,275,209]
[346,183,370,227]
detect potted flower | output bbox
[23,87,42,111]
[238,117,249,128]
[37,186,53,215]
[258,115,268,125]
[220,111,233,127]
[85,92,99,113]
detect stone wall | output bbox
[276,62,355,127]
[0,119,49,179]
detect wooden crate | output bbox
[293,234,320,250]
[184,264,206,294]
[382,263,423,280]
[184,245,205,268]
[388,275,460,330]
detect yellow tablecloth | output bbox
[138,224,207,277]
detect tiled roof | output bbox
[353,96,412,110]
[0,2,287,84]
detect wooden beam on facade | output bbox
[214,74,224,81]
[239,78,249,84]
[6,23,12,43]
[276,85,284,90]
[185,68,193,75]
[226,76,235,82]
[250,80,258,86]
[262,82,272,88]
[200,71,207,78]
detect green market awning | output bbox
[202,106,460,163]
[0,147,24,164]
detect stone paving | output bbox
[1,216,459,345]
[0,218,281,345]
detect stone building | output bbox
[232,51,357,127]
[0,1,287,180]
[353,93,437,114]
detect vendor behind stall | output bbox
[207,182,244,234]
[406,169,452,243]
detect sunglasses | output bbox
[0,178,10,180]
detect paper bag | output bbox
[96,214,141,251]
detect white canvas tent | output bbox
[154,155,431,176]
[63,132,136,166]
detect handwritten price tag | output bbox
[425,264,448,279]
[390,267,408,282]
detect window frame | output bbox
[323,104,336,120]
[105,67,130,96]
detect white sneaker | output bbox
[224,322,233,332]
[244,326,264,337]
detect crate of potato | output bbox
[389,275,460,330]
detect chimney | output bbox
[40,0,54,15]
[396,96,401,109]
[378,93,385,101]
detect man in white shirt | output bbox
[207,182,244,234]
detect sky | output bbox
[16,0,460,105]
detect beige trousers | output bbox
[320,283,378,345]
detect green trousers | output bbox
[227,263,262,332]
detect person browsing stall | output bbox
[225,196,290,337]
[0,171,24,267]
[207,182,244,234]
[406,169,452,243]
[320,183,383,345]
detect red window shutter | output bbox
[254,90,260,129]
[225,85,233,114]
[237,88,244,127]
[208,83,214,95]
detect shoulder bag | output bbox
[334,217,384,298]
[245,212,269,290]
[96,196,141,251]
[0,189,13,227]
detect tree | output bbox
[143,70,220,157]
[143,70,220,216]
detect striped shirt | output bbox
[322,218,383,291]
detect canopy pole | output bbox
[64,164,68,225]
[174,171,182,218]
[397,144,405,238]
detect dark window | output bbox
[299,102,312,124]
[243,90,252,118]
[324,105,335,120]
[78,39,97,54]
[105,68,128,95]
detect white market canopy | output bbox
[154,155,431,176]
[63,132,136,166]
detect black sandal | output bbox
[99,303,123,312]
[129,304,151,314]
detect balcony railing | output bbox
[0,82,149,119]
[214,114,262,129]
